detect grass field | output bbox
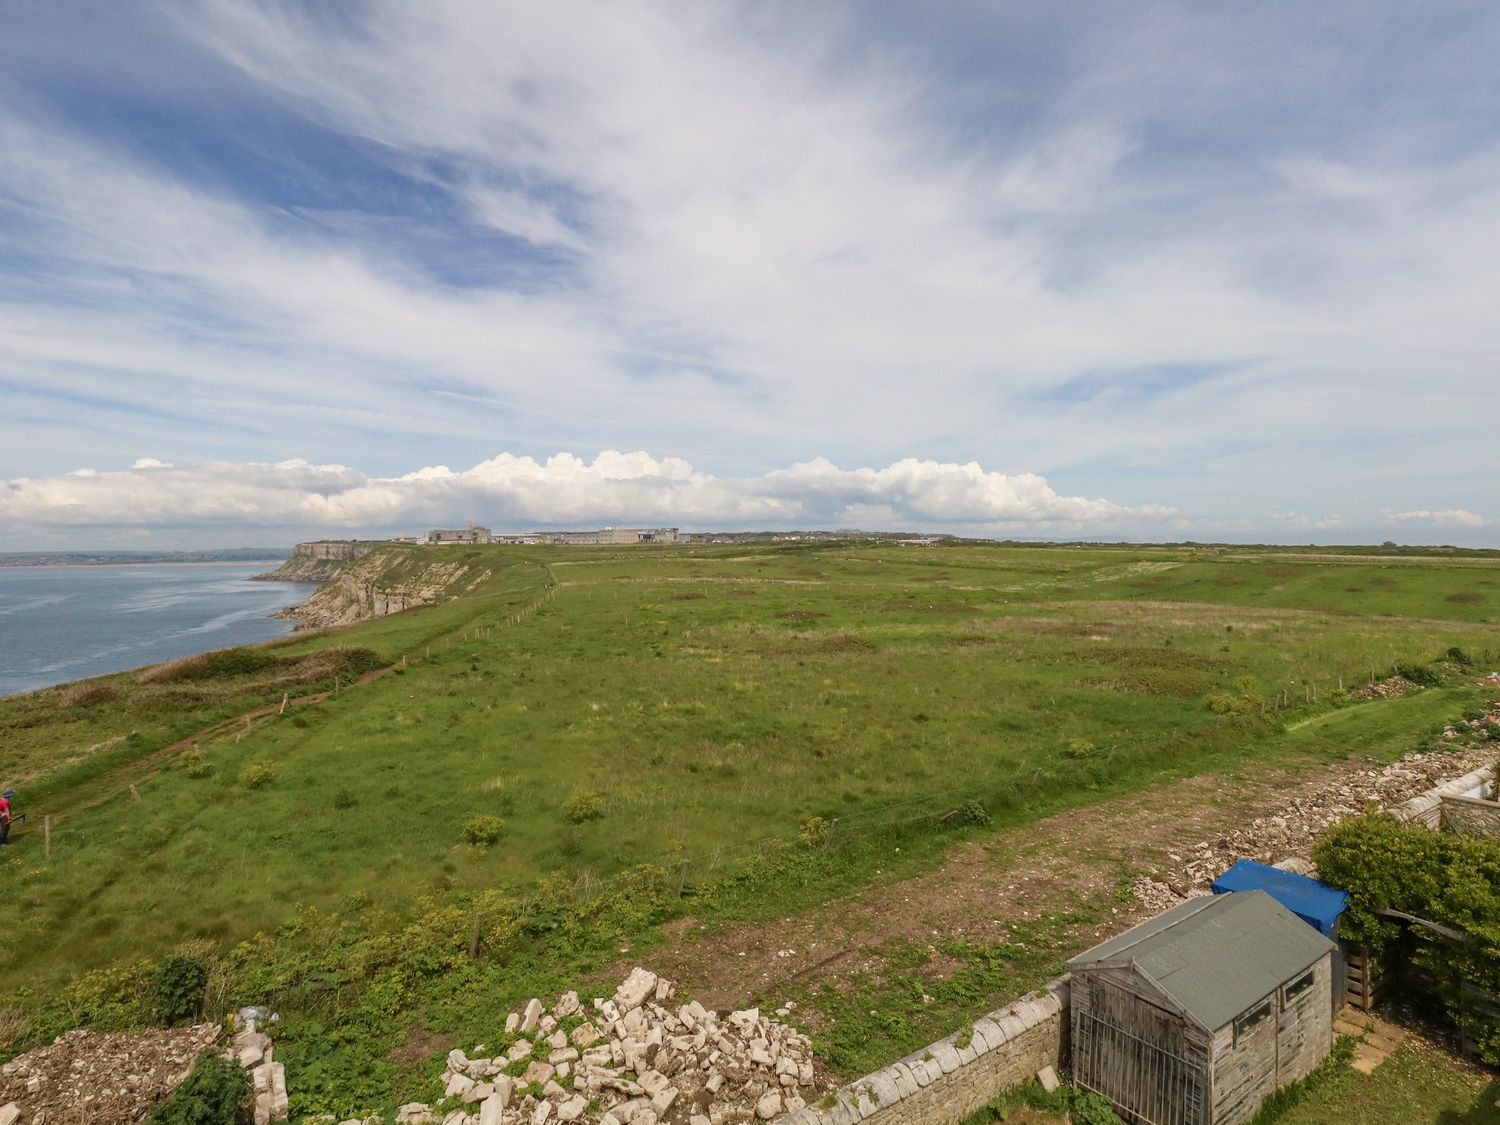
[3,540,1498,1117]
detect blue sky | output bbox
[1,1,1497,547]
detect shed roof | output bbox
[1066,890,1334,1031]
[1211,859,1349,937]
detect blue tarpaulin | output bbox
[1210,859,1349,937]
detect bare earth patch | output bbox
[621,745,1494,1017]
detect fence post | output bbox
[44,814,51,858]
[469,912,482,961]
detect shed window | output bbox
[1283,970,1316,1004]
[1233,1001,1273,1043]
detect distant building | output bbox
[425,523,493,545]
[534,527,679,545]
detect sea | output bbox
[0,564,318,697]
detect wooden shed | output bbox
[1066,890,1335,1125]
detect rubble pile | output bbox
[1348,674,1413,701]
[0,1024,220,1125]
[1132,745,1497,909]
[1440,695,1500,742]
[378,968,827,1125]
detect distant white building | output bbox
[534,527,679,545]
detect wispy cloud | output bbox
[1,2,1497,545]
[1384,508,1487,528]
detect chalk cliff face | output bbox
[254,541,383,583]
[276,545,491,628]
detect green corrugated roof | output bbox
[1067,890,1334,1031]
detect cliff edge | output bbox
[276,544,494,628]
[254,540,385,583]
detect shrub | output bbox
[333,789,357,810]
[1446,646,1474,665]
[238,761,277,789]
[1205,691,1240,714]
[1070,1090,1123,1125]
[147,955,208,1027]
[562,789,605,824]
[146,1052,249,1124]
[463,816,505,846]
[959,800,991,827]
[1065,739,1096,759]
[1394,662,1442,687]
[1315,815,1500,1064]
[140,648,278,684]
[797,815,833,849]
[180,751,213,780]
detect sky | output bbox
[1,1,1498,549]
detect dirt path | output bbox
[621,745,1492,1015]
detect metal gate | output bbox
[1074,1011,1209,1125]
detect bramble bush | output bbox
[146,1052,248,1124]
[149,955,209,1027]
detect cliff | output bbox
[254,540,384,583]
[276,544,494,628]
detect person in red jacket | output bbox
[0,789,13,845]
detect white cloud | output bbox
[1384,508,1487,528]
[0,2,1497,541]
[0,451,1167,535]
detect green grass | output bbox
[3,540,1498,1117]
[1271,1043,1500,1124]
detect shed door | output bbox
[1075,1009,1208,1125]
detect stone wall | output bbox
[773,980,1067,1125]
[1440,793,1500,839]
[1387,766,1495,829]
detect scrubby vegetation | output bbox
[145,1051,249,1125]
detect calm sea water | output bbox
[0,565,318,697]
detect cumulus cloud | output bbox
[0,451,1166,536]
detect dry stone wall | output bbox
[772,981,1067,1125]
[1439,792,1500,839]
[1388,766,1494,829]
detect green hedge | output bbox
[1315,815,1500,1062]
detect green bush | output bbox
[1315,815,1500,1064]
[463,815,505,846]
[562,789,605,824]
[1065,738,1096,759]
[959,800,991,826]
[1445,646,1474,665]
[146,1051,249,1124]
[147,956,208,1027]
[333,789,357,810]
[238,761,277,789]
[180,751,213,780]
[797,815,833,849]
[1394,661,1442,687]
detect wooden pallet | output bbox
[1344,948,1385,1013]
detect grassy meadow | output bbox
[3,540,1498,1116]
